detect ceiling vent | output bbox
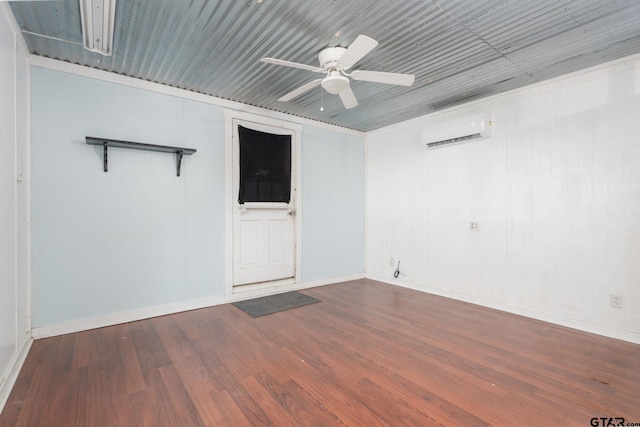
[422,114,491,149]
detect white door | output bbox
[232,120,296,290]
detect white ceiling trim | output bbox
[30,55,366,138]
[368,50,640,138]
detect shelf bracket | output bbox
[103,142,108,172]
[176,150,184,177]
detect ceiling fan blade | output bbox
[338,85,359,109]
[336,35,378,70]
[350,70,415,86]
[278,79,323,102]
[261,58,323,73]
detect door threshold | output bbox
[233,277,295,294]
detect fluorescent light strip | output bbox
[79,0,116,56]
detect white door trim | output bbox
[223,109,302,295]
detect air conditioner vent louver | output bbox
[425,132,483,148]
[422,114,491,150]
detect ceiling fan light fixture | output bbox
[79,0,117,56]
[322,72,349,95]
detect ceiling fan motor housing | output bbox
[318,46,347,71]
[318,47,350,94]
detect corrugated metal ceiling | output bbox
[9,0,640,131]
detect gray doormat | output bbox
[232,291,320,318]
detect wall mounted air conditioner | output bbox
[422,114,491,149]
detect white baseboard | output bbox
[0,334,33,414]
[294,273,366,290]
[31,273,366,339]
[368,274,640,345]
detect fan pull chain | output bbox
[320,86,324,111]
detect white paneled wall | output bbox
[0,4,31,410]
[366,54,640,343]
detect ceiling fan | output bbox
[261,35,415,109]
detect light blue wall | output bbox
[31,68,226,327]
[301,127,365,281]
[31,67,365,327]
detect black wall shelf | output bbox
[86,136,196,176]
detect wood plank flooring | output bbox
[2,279,640,426]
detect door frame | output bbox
[223,109,302,295]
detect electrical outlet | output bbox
[610,294,623,309]
[469,221,480,231]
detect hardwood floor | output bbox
[2,279,640,426]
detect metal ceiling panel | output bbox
[9,0,640,131]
